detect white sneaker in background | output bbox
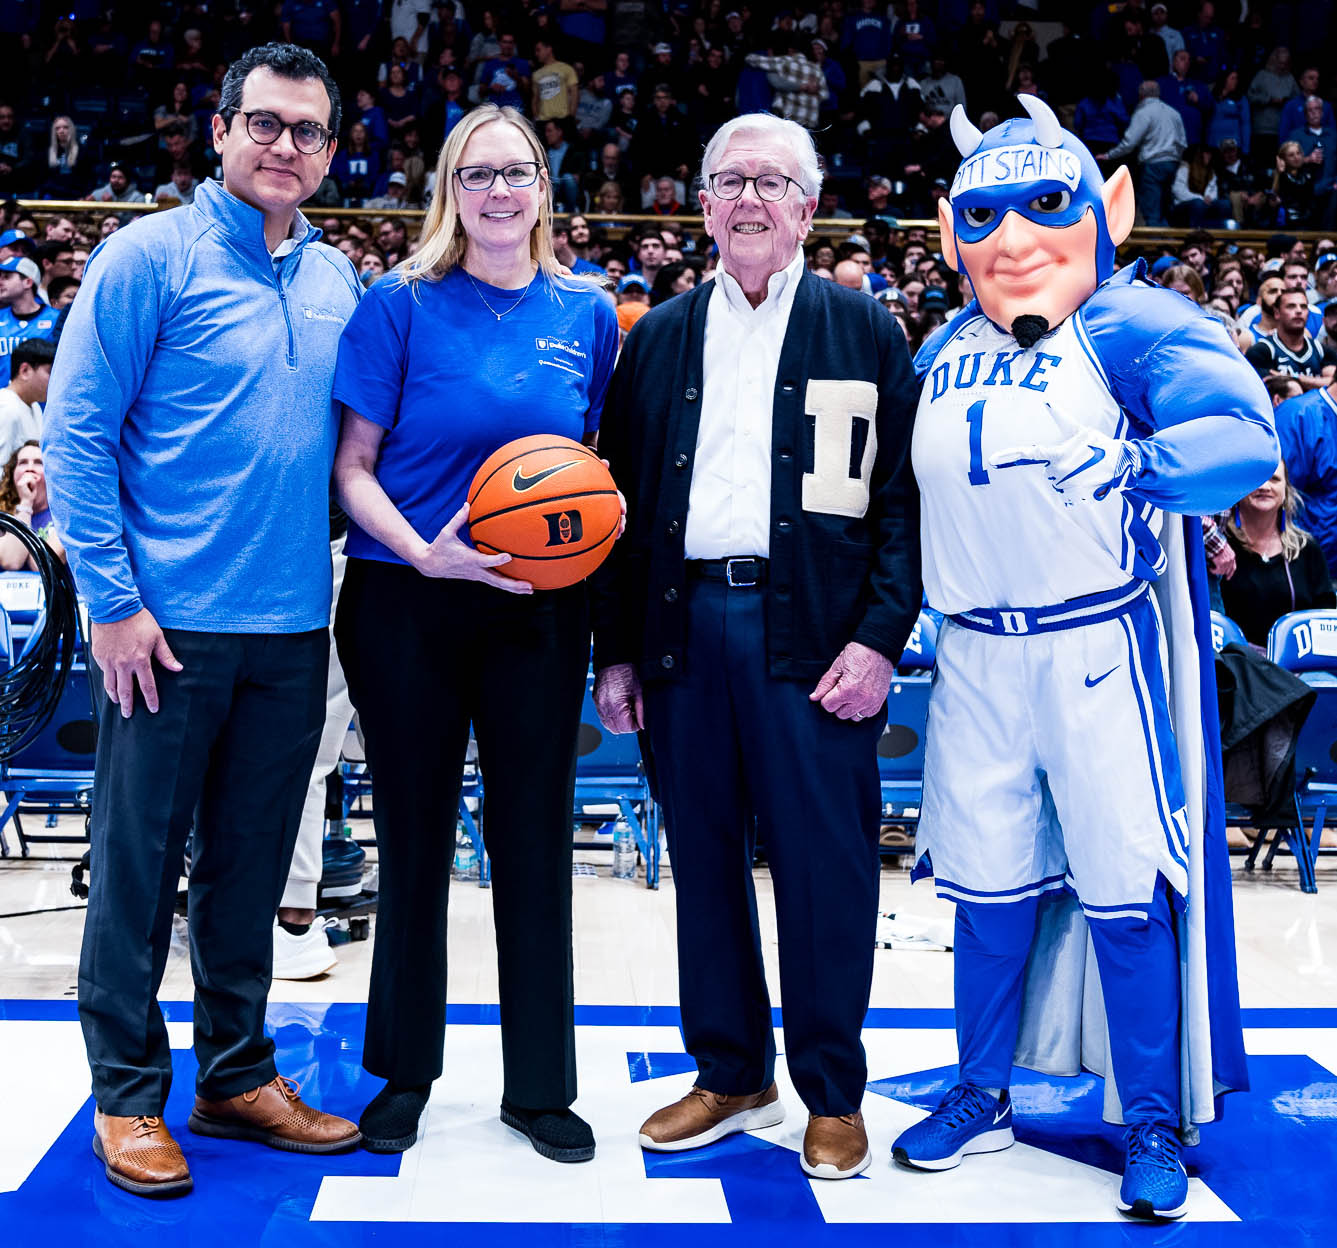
[272,921,338,980]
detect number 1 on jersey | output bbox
[966,400,989,486]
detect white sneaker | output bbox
[272,921,337,980]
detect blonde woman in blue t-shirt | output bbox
[332,104,617,1163]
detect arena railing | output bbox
[21,201,1334,257]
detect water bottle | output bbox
[611,816,637,880]
[452,821,480,880]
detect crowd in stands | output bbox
[5,2,1337,647]
[0,2,1332,228]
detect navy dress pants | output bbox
[79,628,328,1114]
[642,577,886,1117]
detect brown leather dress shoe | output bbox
[92,1110,193,1198]
[189,1074,361,1154]
[638,1082,785,1152]
[801,1110,871,1179]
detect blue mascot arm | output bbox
[1080,272,1279,514]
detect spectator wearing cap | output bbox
[639,43,687,104]
[616,272,649,306]
[1315,293,1337,355]
[88,164,144,206]
[1100,81,1187,227]
[0,257,58,355]
[0,229,33,262]
[1149,4,1184,62]
[364,170,410,210]
[1315,253,1337,304]
[809,39,847,123]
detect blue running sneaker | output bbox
[1117,1123,1188,1220]
[891,1083,1014,1171]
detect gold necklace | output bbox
[465,268,538,321]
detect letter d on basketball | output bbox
[544,510,584,547]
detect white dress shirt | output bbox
[685,248,806,559]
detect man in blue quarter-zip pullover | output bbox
[43,43,364,1200]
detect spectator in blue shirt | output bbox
[282,0,341,59]
[1279,67,1335,139]
[1074,71,1130,156]
[353,86,389,150]
[1183,0,1226,83]
[331,102,616,1164]
[1207,68,1251,154]
[0,255,57,351]
[43,42,363,1199]
[478,31,531,112]
[842,0,893,87]
[331,120,381,203]
[1159,48,1209,146]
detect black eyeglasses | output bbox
[224,108,331,154]
[455,162,541,191]
[708,171,802,202]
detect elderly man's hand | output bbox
[594,663,644,733]
[809,641,893,720]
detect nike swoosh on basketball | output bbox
[512,460,582,492]
[1085,667,1118,688]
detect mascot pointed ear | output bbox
[1101,164,1135,247]
[938,196,959,273]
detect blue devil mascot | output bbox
[894,95,1278,1220]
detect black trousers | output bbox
[79,628,327,1115]
[642,578,886,1117]
[335,559,588,1107]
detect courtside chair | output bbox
[1210,610,1247,652]
[1265,609,1337,889]
[0,574,97,858]
[572,669,662,888]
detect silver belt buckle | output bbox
[725,557,759,588]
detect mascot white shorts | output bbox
[914,582,1190,919]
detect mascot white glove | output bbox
[990,404,1141,503]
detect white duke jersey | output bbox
[912,312,1163,616]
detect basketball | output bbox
[467,434,621,590]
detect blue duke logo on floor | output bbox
[1,1002,1335,1246]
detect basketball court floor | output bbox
[2,832,1334,1246]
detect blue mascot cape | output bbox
[925,97,1253,1136]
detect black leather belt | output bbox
[685,557,768,587]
